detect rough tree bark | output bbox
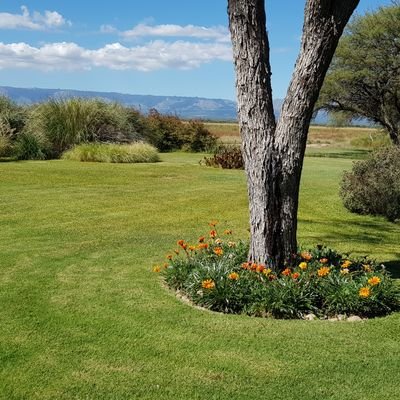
[228,0,359,268]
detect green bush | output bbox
[145,109,216,152]
[202,144,244,169]
[154,223,400,319]
[62,142,159,163]
[14,132,48,160]
[340,147,400,221]
[0,96,27,137]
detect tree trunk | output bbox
[228,0,359,268]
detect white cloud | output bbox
[100,24,117,34]
[0,5,71,30]
[120,23,230,42]
[0,40,232,72]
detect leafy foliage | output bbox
[202,144,244,169]
[155,224,400,319]
[318,3,400,145]
[340,147,400,222]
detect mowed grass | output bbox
[0,153,399,400]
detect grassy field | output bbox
[0,152,399,399]
[205,122,391,152]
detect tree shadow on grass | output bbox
[382,260,400,279]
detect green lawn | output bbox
[0,153,399,399]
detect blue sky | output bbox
[0,0,393,100]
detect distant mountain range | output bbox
[0,85,335,123]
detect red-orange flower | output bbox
[300,251,313,261]
[177,239,185,247]
[292,272,300,279]
[256,264,266,273]
[202,279,215,289]
[210,230,217,238]
[213,247,223,256]
[198,236,205,243]
[198,243,209,250]
[166,254,173,260]
[241,262,250,270]
[282,268,291,276]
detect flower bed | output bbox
[153,223,400,319]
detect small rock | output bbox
[337,314,346,321]
[328,317,339,322]
[347,315,363,322]
[304,313,317,321]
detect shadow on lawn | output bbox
[382,260,400,279]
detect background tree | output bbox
[228,0,359,268]
[318,3,400,145]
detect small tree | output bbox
[228,0,359,268]
[318,3,400,145]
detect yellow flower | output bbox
[152,266,161,273]
[340,268,349,275]
[224,229,232,235]
[262,268,272,276]
[213,247,223,256]
[317,266,331,277]
[228,272,239,280]
[359,287,371,298]
[363,264,372,272]
[341,260,352,268]
[299,262,308,270]
[188,245,196,251]
[202,279,215,289]
[209,220,218,227]
[368,276,381,286]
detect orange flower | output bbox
[177,239,185,247]
[282,268,291,276]
[359,287,371,298]
[209,220,218,227]
[317,266,331,277]
[163,263,168,269]
[250,263,258,271]
[299,262,308,270]
[213,247,223,256]
[202,279,215,289]
[320,258,328,264]
[198,243,209,250]
[152,266,161,273]
[368,276,381,286]
[224,229,232,235]
[241,262,250,270]
[188,245,196,251]
[174,249,180,255]
[166,254,173,260]
[269,274,277,281]
[292,272,300,279]
[210,230,217,238]
[198,236,205,243]
[300,251,313,261]
[256,264,266,273]
[228,272,239,280]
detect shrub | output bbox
[153,223,400,319]
[145,109,216,152]
[340,147,400,221]
[202,144,244,169]
[14,132,48,160]
[0,96,27,137]
[62,142,159,163]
